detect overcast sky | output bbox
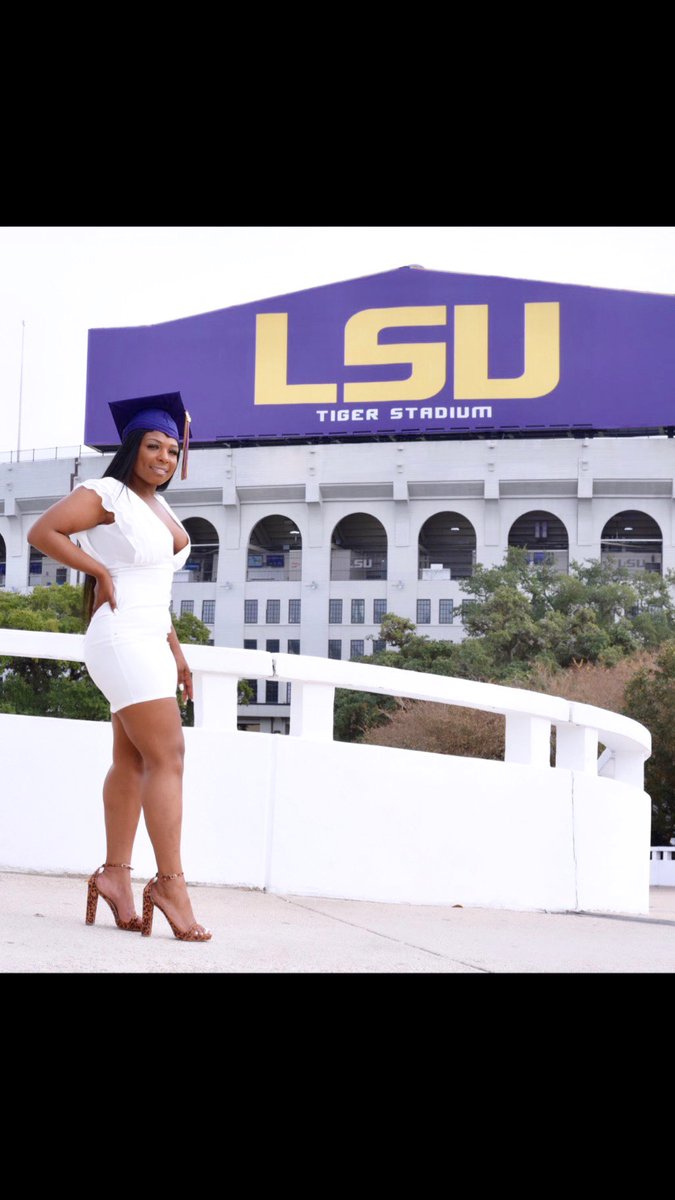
[2,225,675,454]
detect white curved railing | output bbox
[650,847,675,886]
[0,628,651,786]
[0,627,655,913]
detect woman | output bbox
[26,393,211,942]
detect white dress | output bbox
[73,477,191,714]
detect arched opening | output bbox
[601,510,663,575]
[330,514,387,580]
[418,512,476,580]
[182,518,219,582]
[247,516,302,581]
[28,545,68,587]
[0,533,6,587]
[508,510,569,573]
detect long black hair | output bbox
[82,430,182,625]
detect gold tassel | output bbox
[181,411,191,480]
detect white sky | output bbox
[1,225,674,453]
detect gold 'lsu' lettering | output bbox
[344,306,447,405]
[254,313,337,406]
[454,303,559,399]
[254,302,560,406]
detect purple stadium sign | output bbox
[84,265,675,446]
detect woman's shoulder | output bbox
[76,476,128,510]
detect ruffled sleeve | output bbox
[75,476,124,515]
[72,477,140,563]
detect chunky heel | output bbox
[85,863,142,932]
[141,880,155,937]
[85,877,99,925]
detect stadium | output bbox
[2,265,674,733]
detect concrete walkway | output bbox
[1,870,674,973]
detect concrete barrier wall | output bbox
[0,631,653,913]
[0,711,651,913]
[650,848,675,886]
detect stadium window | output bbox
[439,599,454,624]
[201,600,215,624]
[180,600,194,616]
[350,639,365,658]
[288,598,301,624]
[329,599,343,624]
[266,599,280,624]
[244,600,258,624]
[416,599,431,624]
[328,639,342,660]
[351,599,365,624]
[373,598,387,622]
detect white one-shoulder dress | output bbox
[73,476,191,714]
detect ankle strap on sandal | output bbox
[104,862,133,870]
[156,871,185,881]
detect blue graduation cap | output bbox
[108,392,192,479]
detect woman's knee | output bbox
[112,747,144,778]
[141,734,185,774]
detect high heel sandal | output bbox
[86,863,142,932]
[141,871,212,942]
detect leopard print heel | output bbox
[141,872,212,941]
[85,863,142,932]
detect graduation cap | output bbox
[108,392,192,480]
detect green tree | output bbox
[0,584,109,720]
[333,687,399,742]
[0,582,85,632]
[623,640,675,844]
[460,584,546,676]
[461,546,562,621]
[375,612,418,649]
[171,610,212,644]
[332,551,675,742]
[237,680,255,705]
[461,549,675,672]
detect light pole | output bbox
[17,319,25,459]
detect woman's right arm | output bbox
[27,487,117,611]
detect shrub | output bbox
[624,642,675,845]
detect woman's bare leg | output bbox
[94,713,144,923]
[114,696,208,935]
